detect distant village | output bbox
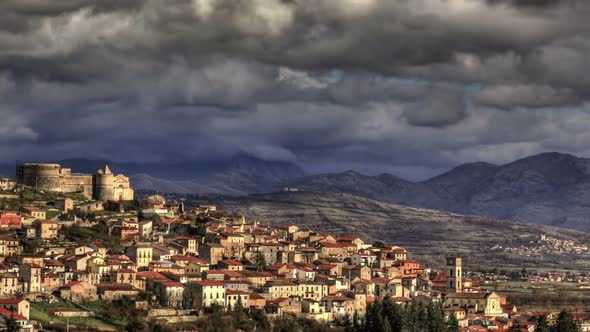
[491,233,589,258]
[0,163,588,331]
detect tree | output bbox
[555,310,580,332]
[382,297,403,332]
[427,303,446,332]
[508,324,523,332]
[250,309,271,331]
[446,313,459,332]
[5,313,19,332]
[402,301,418,332]
[126,320,147,332]
[252,252,267,271]
[535,315,550,332]
[352,310,362,332]
[365,301,389,332]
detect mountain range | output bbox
[4,151,590,232]
[287,152,590,231]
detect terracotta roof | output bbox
[220,259,243,266]
[317,265,337,271]
[161,281,184,288]
[136,271,167,279]
[23,206,43,212]
[249,292,265,300]
[97,283,137,291]
[0,298,25,305]
[60,281,81,288]
[111,268,136,274]
[0,307,26,321]
[326,295,354,302]
[392,296,412,302]
[198,280,225,287]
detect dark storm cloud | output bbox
[404,86,467,127]
[2,0,590,178]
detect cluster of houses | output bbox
[491,233,589,258]
[0,186,589,331]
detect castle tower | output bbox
[93,165,114,201]
[446,254,462,293]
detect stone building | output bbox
[444,291,503,317]
[93,165,134,201]
[126,245,153,269]
[16,163,133,201]
[0,177,16,191]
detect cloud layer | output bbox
[2,0,590,178]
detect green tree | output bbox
[365,301,389,332]
[125,320,147,332]
[382,297,403,332]
[352,310,362,332]
[416,303,428,331]
[427,303,446,332]
[555,310,580,332]
[402,301,418,332]
[535,315,550,332]
[5,313,19,332]
[250,309,271,331]
[446,313,459,332]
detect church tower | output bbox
[446,254,462,293]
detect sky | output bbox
[2,0,590,180]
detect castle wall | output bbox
[59,174,93,198]
[17,163,133,201]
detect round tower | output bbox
[93,165,114,201]
[17,163,61,191]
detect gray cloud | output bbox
[474,84,581,110]
[404,86,467,127]
[1,0,590,179]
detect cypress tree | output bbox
[383,297,403,332]
[427,303,446,332]
[446,313,459,332]
[535,315,550,332]
[555,310,580,332]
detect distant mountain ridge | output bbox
[288,152,590,231]
[132,152,305,195]
[5,151,590,232]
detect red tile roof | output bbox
[60,281,81,288]
[198,280,225,287]
[0,307,26,321]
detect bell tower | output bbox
[446,254,462,293]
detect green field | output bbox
[483,281,590,312]
[31,300,125,330]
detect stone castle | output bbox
[16,163,133,201]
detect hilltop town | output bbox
[0,163,586,331]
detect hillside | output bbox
[286,152,590,232]
[182,191,590,271]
